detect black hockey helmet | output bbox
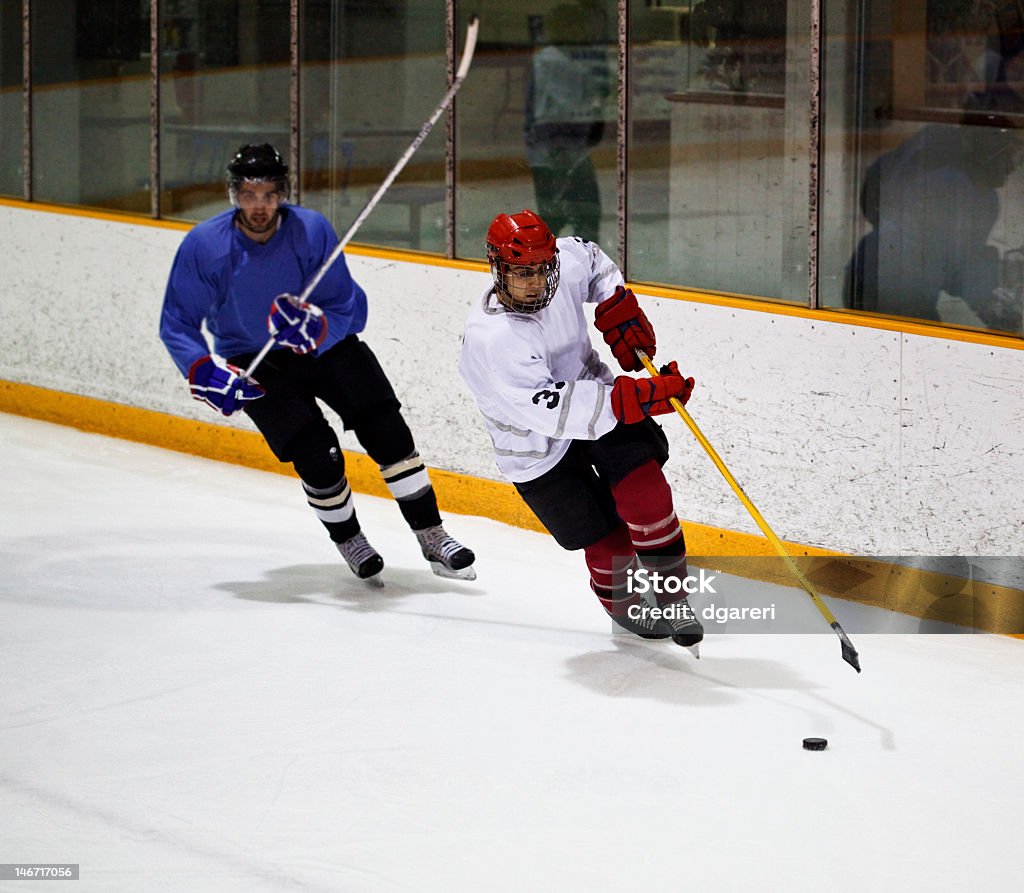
[226,143,290,202]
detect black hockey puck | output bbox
[802,737,828,751]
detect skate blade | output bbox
[685,642,700,659]
[429,561,477,581]
[360,572,385,589]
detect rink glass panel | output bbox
[625,0,810,304]
[299,0,447,255]
[453,1,619,263]
[158,0,291,221]
[0,0,21,197]
[2,0,1021,339]
[28,0,150,211]
[818,0,1024,335]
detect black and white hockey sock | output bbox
[380,452,442,531]
[303,475,360,544]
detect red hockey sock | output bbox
[584,523,635,608]
[610,460,683,551]
[611,460,687,606]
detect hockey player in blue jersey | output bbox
[159,143,474,584]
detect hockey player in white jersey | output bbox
[459,209,703,652]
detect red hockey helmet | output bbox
[485,209,560,313]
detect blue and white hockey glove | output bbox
[188,355,265,416]
[267,293,327,355]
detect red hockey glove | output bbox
[593,286,656,372]
[611,362,694,424]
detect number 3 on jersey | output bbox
[532,381,566,409]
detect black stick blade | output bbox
[832,622,862,673]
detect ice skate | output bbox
[604,594,673,641]
[415,525,476,580]
[336,532,384,587]
[661,598,704,658]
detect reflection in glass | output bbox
[1,0,22,197]
[300,0,447,254]
[30,0,149,210]
[455,2,615,261]
[159,0,290,221]
[524,1,611,244]
[845,103,1023,329]
[821,0,1024,333]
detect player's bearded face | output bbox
[505,263,549,308]
[235,181,284,236]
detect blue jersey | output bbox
[159,204,368,376]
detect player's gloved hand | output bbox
[267,293,327,355]
[984,287,1024,332]
[593,286,656,372]
[611,361,694,424]
[188,355,265,416]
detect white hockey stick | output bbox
[242,14,481,380]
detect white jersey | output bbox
[458,236,623,483]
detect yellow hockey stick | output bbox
[636,349,861,672]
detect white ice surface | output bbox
[1,412,1021,892]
